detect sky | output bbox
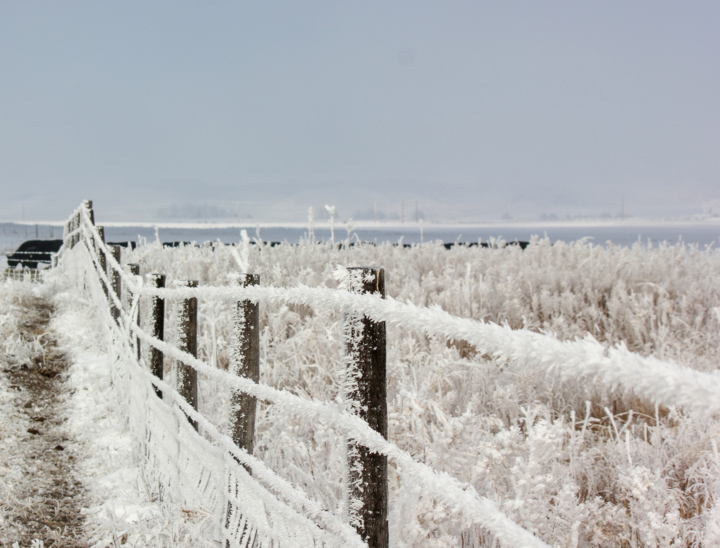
[1,1,719,222]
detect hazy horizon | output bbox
[1,2,719,222]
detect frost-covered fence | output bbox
[2,267,43,283]
[62,201,371,548]
[58,201,720,547]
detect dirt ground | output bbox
[0,295,86,547]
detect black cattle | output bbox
[7,240,64,269]
[108,241,137,250]
[246,241,283,247]
[443,241,529,250]
[159,241,284,249]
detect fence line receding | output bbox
[56,200,720,548]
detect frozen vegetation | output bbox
[4,225,720,546]
[123,233,720,546]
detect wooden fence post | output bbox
[128,264,141,360]
[149,274,165,398]
[84,200,94,226]
[230,274,260,458]
[97,226,108,298]
[110,246,121,323]
[345,267,388,548]
[80,199,94,252]
[70,214,76,248]
[178,280,198,430]
[74,212,80,247]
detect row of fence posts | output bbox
[65,200,389,548]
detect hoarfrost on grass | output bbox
[49,206,720,546]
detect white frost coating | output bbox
[74,207,720,420]
[129,283,720,420]
[71,237,364,548]
[68,205,720,545]
[68,206,720,544]
[129,325,551,547]
[337,265,369,530]
[55,203,720,546]
[325,205,336,245]
[133,362,365,548]
[229,229,251,272]
[63,217,552,548]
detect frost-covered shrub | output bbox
[0,278,46,368]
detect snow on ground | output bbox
[50,285,214,547]
[0,277,211,547]
[0,341,34,544]
[0,280,84,547]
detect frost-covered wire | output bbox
[72,206,720,419]
[74,239,366,548]
[136,282,720,420]
[127,305,549,547]
[65,208,552,548]
[66,202,720,545]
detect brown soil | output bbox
[1,296,86,548]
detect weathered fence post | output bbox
[74,211,81,247]
[83,200,94,256]
[97,226,108,298]
[110,246,121,323]
[344,267,388,548]
[178,280,198,431]
[149,273,165,398]
[128,264,141,360]
[230,274,260,458]
[80,199,94,253]
[70,214,75,248]
[84,199,94,226]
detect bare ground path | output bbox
[0,293,86,547]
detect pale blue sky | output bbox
[1,2,718,221]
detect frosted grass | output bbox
[53,203,720,546]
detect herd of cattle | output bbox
[5,239,135,269]
[4,238,530,270]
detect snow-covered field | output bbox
[3,229,720,546]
